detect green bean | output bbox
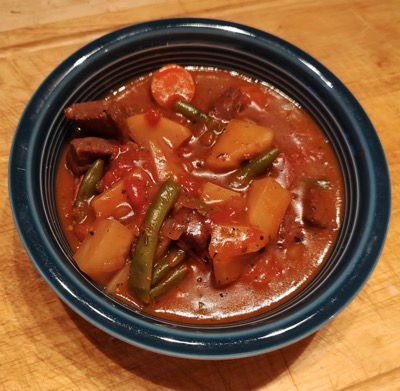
[128,179,181,304]
[175,99,212,123]
[150,263,189,301]
[74,159,104,209]
[152,247,187,286]
[229,147,280,188]
[154,236,172,261]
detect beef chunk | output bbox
[303,186,335,228]
[277,205,305,247]
[66,137,117,175]
[209,87,244,121]
[178,208,211,251]
[162,207,211,252]
[64,100,118,137]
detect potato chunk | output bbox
[126,113,191,149]
[73,219,134,285]
[247,177,292,241]
[205,119,274,170]
[200,181,242,205]
[209,224,266,285]
[148,140,184,182]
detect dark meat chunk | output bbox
[104,99,131,139]
[209,87,244,121]
[303,186,335,228]
[178,208,211,251]
[277,205,305,247]
[162,207,211,252]
[64,100,118,137]
[66,137,117,175]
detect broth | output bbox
[56,66,344,323]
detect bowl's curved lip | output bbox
[9,17,391,359]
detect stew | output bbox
[56,65,344,323]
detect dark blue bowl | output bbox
[9,18,391,359]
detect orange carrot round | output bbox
[151,64,195,108]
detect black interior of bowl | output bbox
[38,30,363,330]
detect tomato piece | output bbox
[240,85,270,108]
[210,206,240,225]
[73,219,91,242]
[144,108,161,126]
[125,175,148,210]
[151,64,196,108]
[175,174,201,197]
[101,144,153,190]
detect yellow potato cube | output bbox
[247,177,291,241]
[205,119,274,170]
[126,113,191,149]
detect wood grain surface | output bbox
[1,0,399,390]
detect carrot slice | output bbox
[151,64,195,108]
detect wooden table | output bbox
[1,1,399,389]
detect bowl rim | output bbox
[9,17,391,359]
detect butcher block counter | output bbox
[1,0,399,390]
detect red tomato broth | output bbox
[56,67,344,324]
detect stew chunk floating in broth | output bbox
[56,64,344,323]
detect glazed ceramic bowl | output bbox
[9,18,391,359]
